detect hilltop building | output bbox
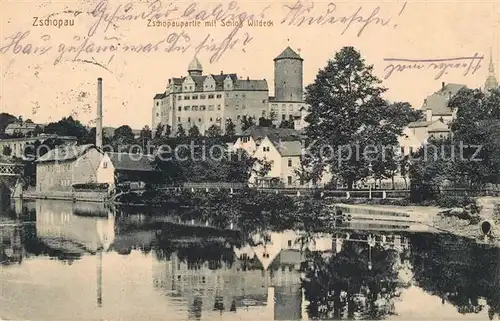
[0,134,77,159]
[152,47,311,135]
[4,121,41,136]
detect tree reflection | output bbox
[302,233,401,320]
[410,233,500,319]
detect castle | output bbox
[152,47,309,134]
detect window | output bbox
[287,176,292,185]
[200,105,206,111]
[192,105,198,111]
[188,117,191,122]
[210,117,213,122]
[289,114,293,120]
[184,95,190,100]
[281,104,286,112]
[178,106,181,111]
[178,95,182,100]
[409,147,414,154]
[288,159,292,167]
[217,105,221,110]
[287,240,292,247]
[282,114,286,120]
[237,115,241,120]
[156,102,159,106]
[184,106,190,111]
[400,146,405,154]
[263,146,270,152]
[103,162,108,169]
[156,113,159,116]
[192,95,198,99]
[216,94,222,98]
[200,94,206,99]
[208,105,214,111]
[208,94,214,99]
[177,117,180,122]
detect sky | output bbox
[1,0,499,129]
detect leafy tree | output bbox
[206,124,222,137]
[303,47,419,189]
[154,123,164,139]
[225,118,236,136]
[258,117,274,127]
[0,113,17,133]
[188,125,200,137]
[44,116,90,143]
[279,119,295,129]
[177,124,186,138]
[165,124,172,137]
[240,115,256,132]
[111,125,135,152]
[33,125,44,136]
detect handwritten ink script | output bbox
[281,0,407,37]
[0,0,410,72]
[383,55,483,80]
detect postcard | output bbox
[1,0,499,320]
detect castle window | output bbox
[103,162,108,169]
[237,115,241,120]
[216,94,222,98]
[289,114,294,120]
[288,159,292,167]
[178,106,181,111]
[208,105,214,111]
[208,94,214,99]
[198,118,202,122]
[156,113,159,117]
[188,117,191,122]
[200,94,206,99]
[200,105,206,111]
[192,95,198,99]
[178,95,182,100]
[217,105,221,110]
[210,118,213,122]
[156,102,159,106]
[177,117,180,122]
[282,115,286,120]
[184,95,190,100]
[192,106,198,111]
[184,106,190,111]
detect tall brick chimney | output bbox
[96,77,103,148]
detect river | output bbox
[0,198,499,321]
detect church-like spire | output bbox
[484,47,498,92]
[188,56,203,76]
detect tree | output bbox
[206,124,222,137]
[43,116,90,143]
[303,47,419,189]
[258,117,274,127]
[240,115,256,132]
[165,124,172,137]
[0,113,17,133]
[177,124,186,137]
[112,125,135,152]
[188,125,200,137]
[279,119,295,129]
[154,123,164,139]
[225,119,236,136]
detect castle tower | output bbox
[274,46,303,102]
[188,56,203,76]
[484,48,498,92]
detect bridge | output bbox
[0,162,23,176]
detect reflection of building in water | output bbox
[235,230,333,271]
[152,249,305,320]
[35,200,115,253]
[0,218,24,265]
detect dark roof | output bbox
[407,121,434,128]
[274,46,303,61]
[234,79,268,91]
[268,137,302,157]
[191,75,207,91]
[171,78,184,85]
[107,152,156,172]
[36,144,97,163]
[154,92,166,99]
[241,126,304,144]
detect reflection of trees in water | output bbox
[153,232,236,269]
[410,233,500,319]
[302,233,401,320]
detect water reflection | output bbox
[0,199,498,321]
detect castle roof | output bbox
[274,46,303,61]
[422,83,466,116]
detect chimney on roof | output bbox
[96,78,103,148]
[441,81,445,89]
[220,71,223,75]
[247,76,250,81]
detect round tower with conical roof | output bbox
[274,46,303,102]
[188,56,203,76]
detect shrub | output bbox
[72,183,109,190]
